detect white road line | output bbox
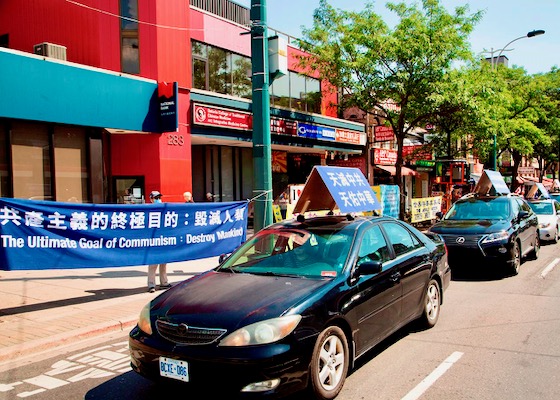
[541,258,560,279]
[401,351,464,400]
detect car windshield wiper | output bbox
[249,271,301,278]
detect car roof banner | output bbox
[293,166,381,214]
[474,170,510,196]
[0,198,248,271]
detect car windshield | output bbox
[529,202,553,215]
[217,227,354,279]
[445,198,510,220]
[549,193,560,202]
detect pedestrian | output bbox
[183,191,194,203]
[205,192,214,202]
[147,190,171,292]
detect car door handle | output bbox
[390,272,401,282]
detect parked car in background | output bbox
[129,215,450,399]
[527,199,560,243]
[429,193,539,276]
[549,192,560,203]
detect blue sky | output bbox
[236,0,558,75]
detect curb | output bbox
[0,315,138,365]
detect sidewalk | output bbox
[0,257,219,366]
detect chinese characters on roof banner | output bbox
[410,196,442,223]
[0,198,248,271]
[315,166,381,213]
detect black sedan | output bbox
[129,214,450,399]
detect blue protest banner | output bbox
[0,198,248,271]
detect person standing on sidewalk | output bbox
[183,191,194,203]
[147,190,171,293]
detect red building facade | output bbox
[0,0,364,204]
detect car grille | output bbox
[156,320,227,345]
[440,234,485,248]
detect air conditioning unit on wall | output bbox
[33,42,67,61]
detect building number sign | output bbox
[167,134,184,146]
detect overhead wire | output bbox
[65,0,204,31]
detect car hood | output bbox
[430,219,510,235]
[151,271,330,330]
[536,215,557,225]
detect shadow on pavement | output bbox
[0,287,152,316]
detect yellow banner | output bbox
[411,196,442,223]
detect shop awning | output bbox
[376,165,419,177]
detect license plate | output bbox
[159,357,189,382]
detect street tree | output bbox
[297,0,482,218]
[532,68,560,181]
[478,65,548,190]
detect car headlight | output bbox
[539,222,550,229]
[481,231,509,244]
[138,302,152,335]
[219,315,302,346]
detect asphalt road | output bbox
[1,243,559,400]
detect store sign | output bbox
[374,126,395,142]
[0,198,248,271]
[403,145,432,161]
[157,81,178,133]
[297,123,336,141]
[193,104,252,130]
[336,128,364,145]
[271,117,297,135]
[518,166,535,175]
[373,148,398,165]
[414,159,436,167]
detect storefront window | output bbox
[231,54,252,99]
[208,47,229,94]
[290,72,306,111]
[54,126,88,202]
[120,0,139,74]
[305,77,321,113]
[271,74,290,108]
[11,121,52,200]
[193,58,207,90]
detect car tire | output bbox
[528,235,540,260]
[309,326,349,400]
[509,241,521,276]
[419,279,441,329]
[554,227,559,244]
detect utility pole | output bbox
[250,0,273,232]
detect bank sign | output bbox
[0,198,248,271]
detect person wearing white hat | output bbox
[147,190,170,292]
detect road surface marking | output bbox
[401,351,464,400]
[541,258,560,278]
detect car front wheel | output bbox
[309,326,349,400]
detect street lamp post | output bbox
[486,29,545,171]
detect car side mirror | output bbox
[218,253,229,264]
[356,260,383,276]
[518,210,529,220]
